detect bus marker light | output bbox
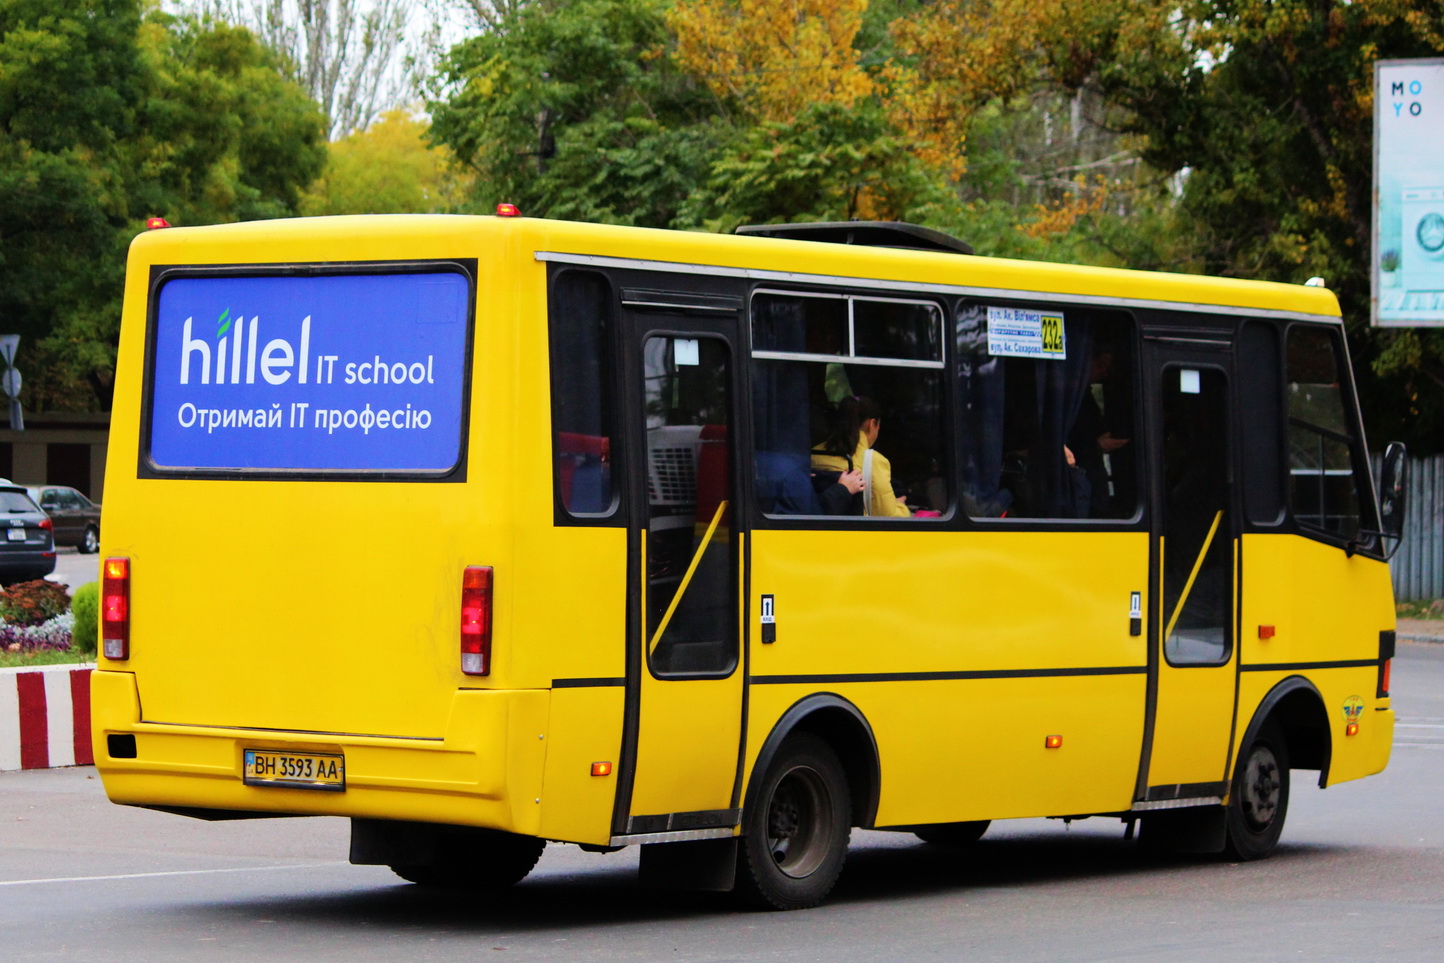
[1045,735,1063,749]
[591,762,613,777]
[146,217,170,229]
[460,566,493,675]
[496,203,522,217]
[102,557,131,660]
[1258,625,1275,639]
[1346,723,1359,737]
[1381,659,1392,696]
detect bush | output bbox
[0,579,72,627]
[71,581,99,656]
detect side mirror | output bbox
[1378,441,1408,557]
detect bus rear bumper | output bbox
[89,670,550,835]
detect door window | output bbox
[1161,366,1232,666]
[642,336,736,676]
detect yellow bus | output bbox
[93,212,1405,909]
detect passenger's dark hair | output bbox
[820,396,881,458]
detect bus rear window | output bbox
[144,268,472,477]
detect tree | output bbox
[1080,0,1444,448]
[192,0,428,138]
[0,2,326,410]
[301,108,471,214]
[429,0,727,226]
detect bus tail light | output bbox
[102,557,130,660]
[461,566,493,675]
[1378,630,1395,698]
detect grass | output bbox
[0,648,93,669]
[1396,599,1444,620]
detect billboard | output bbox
[146,270,472,476]
[1375,59,1444,326]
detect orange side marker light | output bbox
[591,761,613,777]
[1044,735,1063,749]
[1258,625,1276,639]
[1346,723,1359,737]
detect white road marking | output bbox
[0,862,342,887]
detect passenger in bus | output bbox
[811,396,913,517]
[1067,347,1132,518]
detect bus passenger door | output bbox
[1139,344,1239,805]
[615,315,746,838]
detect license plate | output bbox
[243,749,345,791]
[7,529,24,541]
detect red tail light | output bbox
[1380,659,1392,697]
[102,557,130,660]
[461,566,493,675]
[38,517,52,531]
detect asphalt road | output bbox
[3,645,1442,962]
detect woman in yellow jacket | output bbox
[810,396,913,517]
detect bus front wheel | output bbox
[1223,721,1290,860]
[389,829,545,890]
[737,733,851,910]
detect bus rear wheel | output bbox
[915,820,990,846]
[1223,721,1290,861]
[737,733,851,910]
[389,829,545,890]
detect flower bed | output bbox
[0,580,93,667]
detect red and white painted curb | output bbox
[1,666,94,771]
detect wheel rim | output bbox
[84,529,98,553]
[765,764,832,879]
[1240,743,1281,831]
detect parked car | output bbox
[0,486,56,584]
[26,485,101,554]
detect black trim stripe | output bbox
[552,677,626,688]
[750,666,1146,686]
[1240,659,1378,673]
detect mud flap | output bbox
[638,837,738,892]
[1138,806,1227,854]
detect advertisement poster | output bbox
[1375,59,1444,326]
[148,270,471,474]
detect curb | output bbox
[1,665,94,772]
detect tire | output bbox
[1223,721,1290,860]
[737,733,851,910]
[389,829,545,889]
[915,820,990,846]
[80,526,99,555]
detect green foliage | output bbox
[301,110,472,215]
[429,0,723,227]
[0,579,72,627]
[0,1,326,411]
[1088,0,1444,450]
[70,581,99,657]
[678,102,958,231]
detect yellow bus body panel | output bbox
[747,528,1149,823]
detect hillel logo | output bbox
[179,309,314,386]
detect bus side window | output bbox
[957,304,1137,521]
[549,270,616,517]
[1286,325,1364,541]
[1238,321,1285,526]
[751,290,948,519]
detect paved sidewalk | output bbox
[1397,618,1444,643]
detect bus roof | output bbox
[131,214,1343,323]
